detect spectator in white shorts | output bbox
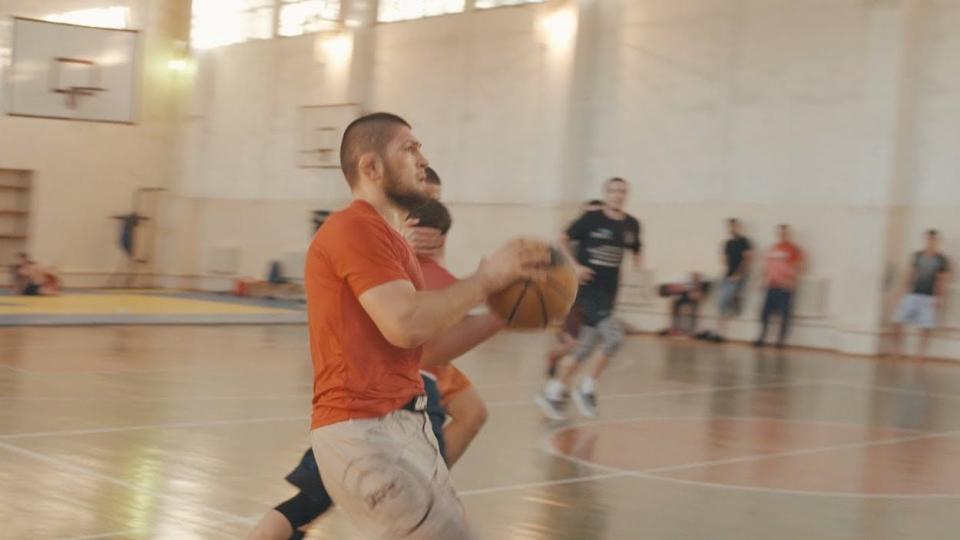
[891,229,951,361]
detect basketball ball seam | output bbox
[506,279,530,325]
[535,284,548,328]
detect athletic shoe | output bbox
[572,387,598,418]
[535,392,568,421]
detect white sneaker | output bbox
[572,387,598,418]
[534,392,568,421]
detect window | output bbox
[279,0,341,37]
[474,0,543,9]
[44,6,131,29]
[191,0,274,50]
[378,0,466,23]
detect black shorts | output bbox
[286,374,448,503]
[575,286,616,327]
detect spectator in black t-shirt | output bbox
[536,178,641,420]
[702,218,753,343]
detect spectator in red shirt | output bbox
[754,224,804,349]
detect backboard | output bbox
[297,103,362,168]
[6,17,139,123]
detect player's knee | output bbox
[602,338,623,356]
[462,396,488,431]
[447,390,488,432]
[473,400,489,428]
[601,328,625,356]
[573,347,592,363]
[573,339,596,363]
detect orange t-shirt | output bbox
[419,255,457,290]
[418,256,473,406]
[306,200,425,429]
[766,241,803,288]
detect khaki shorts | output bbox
[310,409,471,539]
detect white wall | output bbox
[0,0,189,285]
[161,2,573,281]
[904,0,960,248]
[370,7,573,204]
[161,0,960,358]
[578,0,960,359]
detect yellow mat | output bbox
[0,294,296,315]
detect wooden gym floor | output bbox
[2,325,960,539]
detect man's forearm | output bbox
[558,235,578,267]
[404,275,490,348]
[735,252,753,277]
[421,313,504,366]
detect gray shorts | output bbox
[310,410,471,539]
[716,277,746,316]
[574,316,625,360]
[894,293,937,329]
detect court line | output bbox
[0,381,816,439]
[63,529,147,540]
[819,380,960,401]
[11,378,957,404]
[485,380,814,408]
[0,415,306,440]
[459,471,628,497]
[459,416,960,499]
[0,364,30,373]
[0,441,256,526]
[544,414,930,435]
[0,373,803,402]
[541,416,960,499]
[459,413,931,497]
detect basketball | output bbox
[487,245,579,329]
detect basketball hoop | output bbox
[49,57,106,109]
[53,85,107,109]
[315,148,335,166]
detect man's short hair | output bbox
[606,177,627,187]
[339,112,411,187]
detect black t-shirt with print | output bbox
[911,251,950,296]
[724,235,753,278]
[566,209,641,302]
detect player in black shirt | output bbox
[536,178,641,419]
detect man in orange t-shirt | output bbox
[247,195,503,540]
[754,224,804,349]
[305,113,548,539]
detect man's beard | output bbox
[384,166,430,212]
